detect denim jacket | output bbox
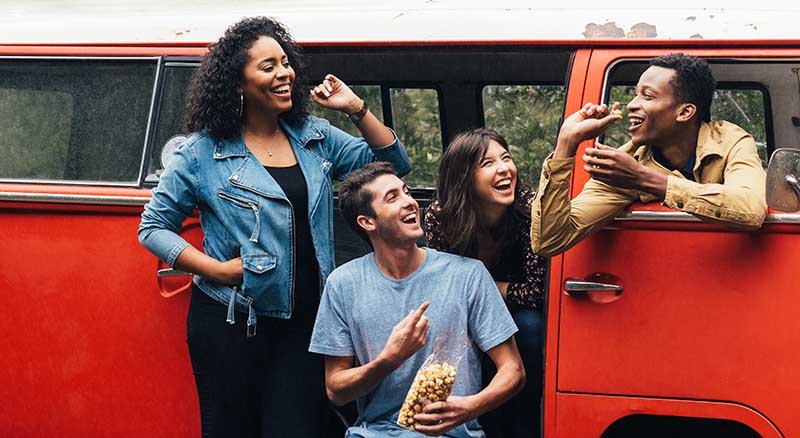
[139,116,410,332]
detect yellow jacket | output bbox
[531,120,768,257]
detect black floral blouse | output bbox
[423,189,547,310]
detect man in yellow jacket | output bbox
[531,53,767,256]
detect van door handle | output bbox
[564,280,623,293]
[564,273,624,303]
[157,268,191,277]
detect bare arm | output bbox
[311,74,394,147]
[172,246,242,286]
[412,337,525,436]
[324,302,430,406]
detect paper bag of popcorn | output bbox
[397,333,467,430]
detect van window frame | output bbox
[142,58,200,186]
[0,55,162,187]
[600,58,775,161]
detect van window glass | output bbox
[0,58,157,183]
[147,63,196,181]
[309,85,383,137]
[390,87,442,189]
[483,85,567,190]
[605,85,768,167]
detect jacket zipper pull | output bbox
[246,302,257,337]
[226,286,237,325]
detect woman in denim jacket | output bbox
[138,17,409,438]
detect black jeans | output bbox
[480,308,544,438]
[186,287,330,438]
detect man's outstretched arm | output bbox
[531,103,636,256]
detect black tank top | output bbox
[264,163,320,330]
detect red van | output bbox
[1,6,799,437]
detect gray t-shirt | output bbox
[309,248,518,438]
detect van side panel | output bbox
[0,196,199,436]
[551,47,800,437]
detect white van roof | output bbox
[3,0,800,44]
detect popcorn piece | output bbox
[397,362,458,430]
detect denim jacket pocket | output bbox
[217,190,261,242]
[241,252,278,302]
[242,252,277,274]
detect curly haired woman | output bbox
[138,16,409,438]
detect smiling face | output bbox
[471,140,517,209]
[626,65,685,148]
[240,36,295,117]
[359,174,423,245]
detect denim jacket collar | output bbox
[213,118,333,211]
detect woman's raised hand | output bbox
[310,74,363,114]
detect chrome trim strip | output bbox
[3,192,800,224]
[138,56,163,186]
[0,192,150,206]
[615,211,800,224]
[0,56,160,61]
[0,178,137,187]
[615,211,701,222]
[764,213,800,223]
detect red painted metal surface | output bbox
[546,47,800,437]
[0,202,201,437]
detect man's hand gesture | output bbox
[583,143,668,198]
[379,302,430,369]
[555,102,622,158]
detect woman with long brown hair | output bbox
[424,128,546,437]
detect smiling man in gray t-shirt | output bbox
[309,162,525,438]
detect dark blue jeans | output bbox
[481,308,544,438]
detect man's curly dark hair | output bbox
[650,53,716,123]
[184,16,309,140]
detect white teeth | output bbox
[401,213,417,224]
[494,179,512,190]
[272,85,290,93]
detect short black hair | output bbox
[650,53,716,123]
[338,162,397,244]
[184,16,309,140]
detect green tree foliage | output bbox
[388,88,442,189]
[484,85,566,190]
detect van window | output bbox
[0,58,157,183]
[605,85,769,167]
[483,85,567,189]
[390,87,442,189]
[147,63,196,182]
